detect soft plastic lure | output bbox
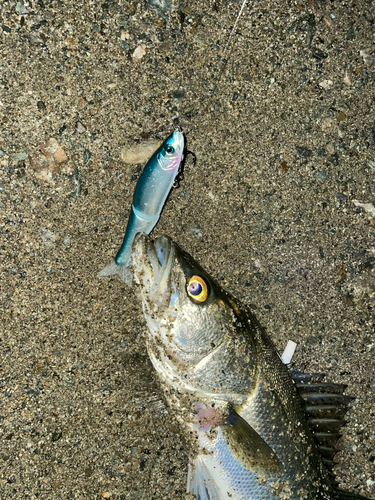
[98,130,184,285]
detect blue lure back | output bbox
[98,130,185,285]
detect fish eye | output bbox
[187,276,208,303]
[165,145,174,154]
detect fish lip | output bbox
[133,233,175,301]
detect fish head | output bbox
[156,130,184,172]
[132,234,257,400]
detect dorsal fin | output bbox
[291,371,353,470]
[336,489,373,500]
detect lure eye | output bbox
[165,145,174,154]
[187,276,208,303]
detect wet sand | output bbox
[0,0,374,498]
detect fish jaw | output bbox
[132,233,195,393]
[132,233,176,307]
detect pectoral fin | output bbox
[187,407,282,500]
[222,407,281,476]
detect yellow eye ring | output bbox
[187,276,208,302]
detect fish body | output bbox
[98,130,184,285]
[132,234,369,500]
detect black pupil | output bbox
[166,145,174,153]
[189,282,202,296]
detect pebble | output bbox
[28,138,68,181]
[323,13,334,29]
[15,151,28,160]
[335,112,346,122]
[315,171,328,183]
[76,121,86,134]
[146,0,173,19]
[101,493,111,499]
[296,146,312,158]
[120,140,161,164]
[15,2,28,15]
[319,79,333,90]
[360,49,374,65]
[350,275,375,300]
[343,72,352,86]
[352,200,375,218]
[116,18,128,28]
[132,44,147,60]
[40,228,57,247]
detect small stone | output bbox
[311,48,327,61]
[323,13,334,28]
[348,273,375,300]
[116,17,128,27]
[84,465,93,477]
[101,493,111,499]
[29,138,68,181]
[120,140,162,164]
[146,0,173,19]
[366,158,375,169]
[51,431,62,442]
[132,45,146,60]
[83,149,91,165]
[15,151,28,160]
[43,138,68,165]
[15,2,28,15]
[76,121,86,134]
[335,193,347,203]
[159,40,173,53]
[296,146,312,158]
[172,90,185,99]
[360,49,374,65]
[280,161,288,172]
[335,112,346,121]
[307,0,319,11]
[352,200,375,218]
[319,79,333,90]
[40,228,57,246]
[343,72,352,86]
[316,171,328,183]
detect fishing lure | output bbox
[98,129,185,285]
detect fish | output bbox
[132,233,371,500]
[98,130,184,285]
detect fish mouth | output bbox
[133,233,175,302]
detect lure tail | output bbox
[98,261,133,286]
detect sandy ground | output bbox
[0,0,374,499]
